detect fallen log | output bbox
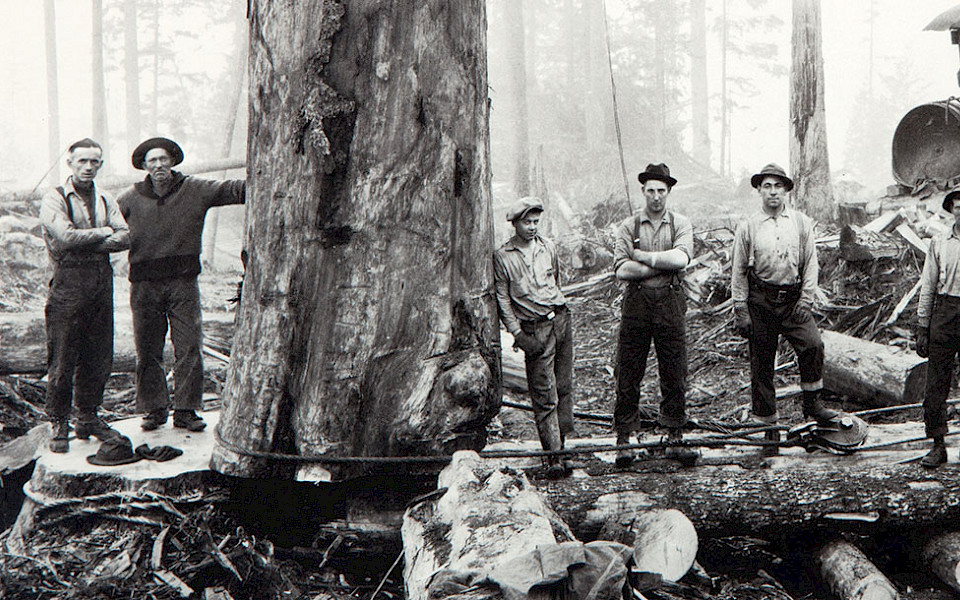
[822,329,927,407]
[0,311,236,375]
[536,449,960,541]
[814,539,898,600]
[922,531,960,593]
[627,509,697,583]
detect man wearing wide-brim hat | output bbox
[914,189,960,467]
[731,163,838,454]
[611,163,697,467]
[118,137,245,433]
[493,197,574,479]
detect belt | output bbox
[748,271,800,303]
[522,305,567,325]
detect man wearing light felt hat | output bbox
[493,197,574,479]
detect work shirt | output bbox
[918,226,960,324]
[493,235,566,335]
[39,176,129,265]
[612,210,693,288]
[118,171,245,282]
[731,207,818,305]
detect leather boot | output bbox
[762,429,781,456]
[49,419,70,454]
[76,412,121,441]
[664,428,699,466]
[615,432,634,468]
[921,437,948,469]
[801,391,839,424]
[173,410,207,431]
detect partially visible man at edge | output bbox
[40,137,129,453]
[118,137,245,433]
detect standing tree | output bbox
[790,0,833,221]
[211,0,500,481]
[92,0,110,156]
[690,0,710,169]
[123,0,141,153]
[505,1,531,197]
[44,0,60,183]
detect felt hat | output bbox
[943,190,960,213]
[131,137,184,170]
[506,197,544,222]
[751,163,794,192]
[637,163,678,187]
[86,435,143,466]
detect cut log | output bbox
[535,431,960,540]
[402,451,580,600]
[821,329,927,407]
[922,531,960,593]
[814,539,898,600]
[0,311,236,375]
[628,509,697,583]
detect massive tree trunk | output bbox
[43,0,60,183]
[790,0,833,221]
[689,0,710,168]
[504,1,530,197]
[211,1,499,481]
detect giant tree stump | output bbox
[822,330,927,407]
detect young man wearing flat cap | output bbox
[118,137,245,433]
[731,163,837,453]
[612,163,697,467]
[493,197,574,479]
[914,189,960,468]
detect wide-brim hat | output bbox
[86,435,143,466]
[506,197,545,222]
[943,190,960,213]
[751,163,794,191]
[131,137,184,170]
[637,163,677,187]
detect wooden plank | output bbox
[862,211,903,233]
[884,279,922,326]
[894,221,929,255]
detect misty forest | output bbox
[4,1,960,600]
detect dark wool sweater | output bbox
[118,172,245,282]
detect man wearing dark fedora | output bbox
[612,163,697,467]
[914,189,960,467]
[731,163,836,453]
[493,197,574,479]
[118,137,245,433]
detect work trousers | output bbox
[44,261,114,419]
[614,284,687,433]
[747,280,824,421]
[130,277,204,414]
[924,295,960,438]
[520,306,575,453]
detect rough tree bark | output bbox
[211,1,499,481]
[790,0,834,222]
[821,330,927,407]
[814,539,898,600]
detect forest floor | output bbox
[0,219,957,599]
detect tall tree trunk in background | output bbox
[151,5,160,133]
[653,8,666,158]
[92,0,110,157]
[203,8,249,271]
[43,0,60,183]
[719,0,728,177]
[124,0,141,153]
[583,1,607,149]
[790,0,833,221]
[564,0,584,141]
[504,1,530,197]
[690,0,710,169]
[211,0,499,481]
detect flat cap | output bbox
[506,197,544,222]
